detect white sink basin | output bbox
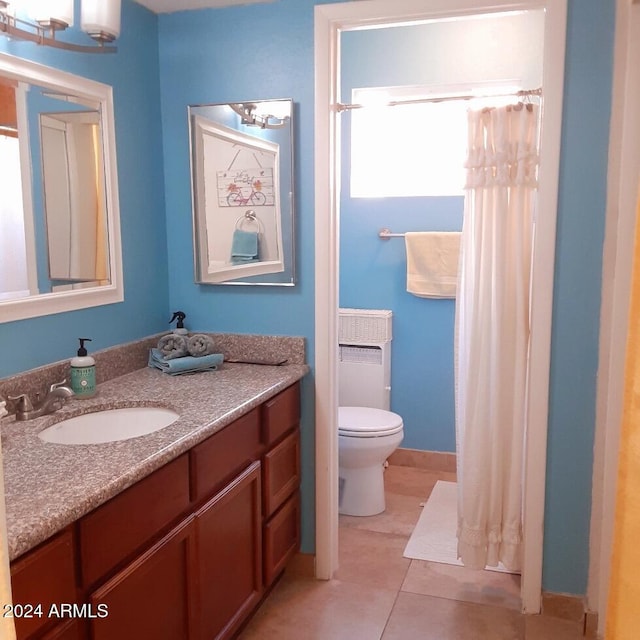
[38,407,180,445]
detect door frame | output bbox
[314,0,567,614]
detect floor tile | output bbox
[240,463,553,640]
[402,559,522,611]
[336,526,412,591]
[383,465,456,498]
[381,592,525,640]
[339,491,425,538]
[238,574,398,640]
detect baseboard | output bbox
[584,610,599,639]
[542,591,599,637]
[388,447,457,473]
[541,591,585,622]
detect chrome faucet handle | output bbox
[49,380,69,393]
[8,393,34,413]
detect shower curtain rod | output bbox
[336,87,542,112]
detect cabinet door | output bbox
[40,619,85,640]
[196,461,262,640]
[89,517,194,640]
[10,528,77,640]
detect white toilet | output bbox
[338,309,404,517]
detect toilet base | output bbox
[339,463,386,516]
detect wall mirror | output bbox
[188,99,295,285]
[0,52,122,322]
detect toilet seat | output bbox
[338,406,404,438]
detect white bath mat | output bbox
[403,480,518,574]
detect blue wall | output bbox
[156,0,319,552]
[0,0,169,376]
[0,0,615,597]
[339,188,461,453]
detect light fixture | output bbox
[0,0,120,53]
[229,103,289,129]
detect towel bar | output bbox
[379,228,405,239]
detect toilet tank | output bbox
[338,309,392,410]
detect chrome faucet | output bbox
[9,381,74,421]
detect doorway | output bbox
[314,0,567,614]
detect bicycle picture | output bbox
[217,167,275,207]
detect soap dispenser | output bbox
[71,338,96,398]
[169,311,188,336]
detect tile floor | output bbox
[238,464,588,640]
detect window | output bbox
[350,87,469,198]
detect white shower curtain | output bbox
[455,103,540,571]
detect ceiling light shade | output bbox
[29,0,74,29]
[81,0,121,42]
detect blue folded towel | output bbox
[230,229,259,265]
[148,348,224,375]
[157,333,188,360]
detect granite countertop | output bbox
[1,362,308,561]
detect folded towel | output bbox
[157,333,188,360]
[405,232,461,299]
[148,348,224,375]
[187,333,216,357]
[231,229,259,265]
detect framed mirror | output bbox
[188,99,295,286]
[0,52,122,322]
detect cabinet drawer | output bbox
[261,383,300,447]
[263,429,300,518]
[190,408,262,503]
[79,454,190,589]
[263,492,300,587]
[11,528,77,640]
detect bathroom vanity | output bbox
[2,357,306,640]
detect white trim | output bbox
[314,0,567,613]
[15,81,38,296]
[314,3,340,579]
[521,0,567,614]
[0,52,123,323]
[590,1,640,633]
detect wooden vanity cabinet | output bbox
[9,528,78,639]
[10,381,302,640]
[39,619,85,640]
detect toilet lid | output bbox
[338,406,404,437]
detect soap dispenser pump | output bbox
[169,311,188,336]
[71,338,96,398]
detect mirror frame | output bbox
[188,99,295,286]
[0,52,123,323]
